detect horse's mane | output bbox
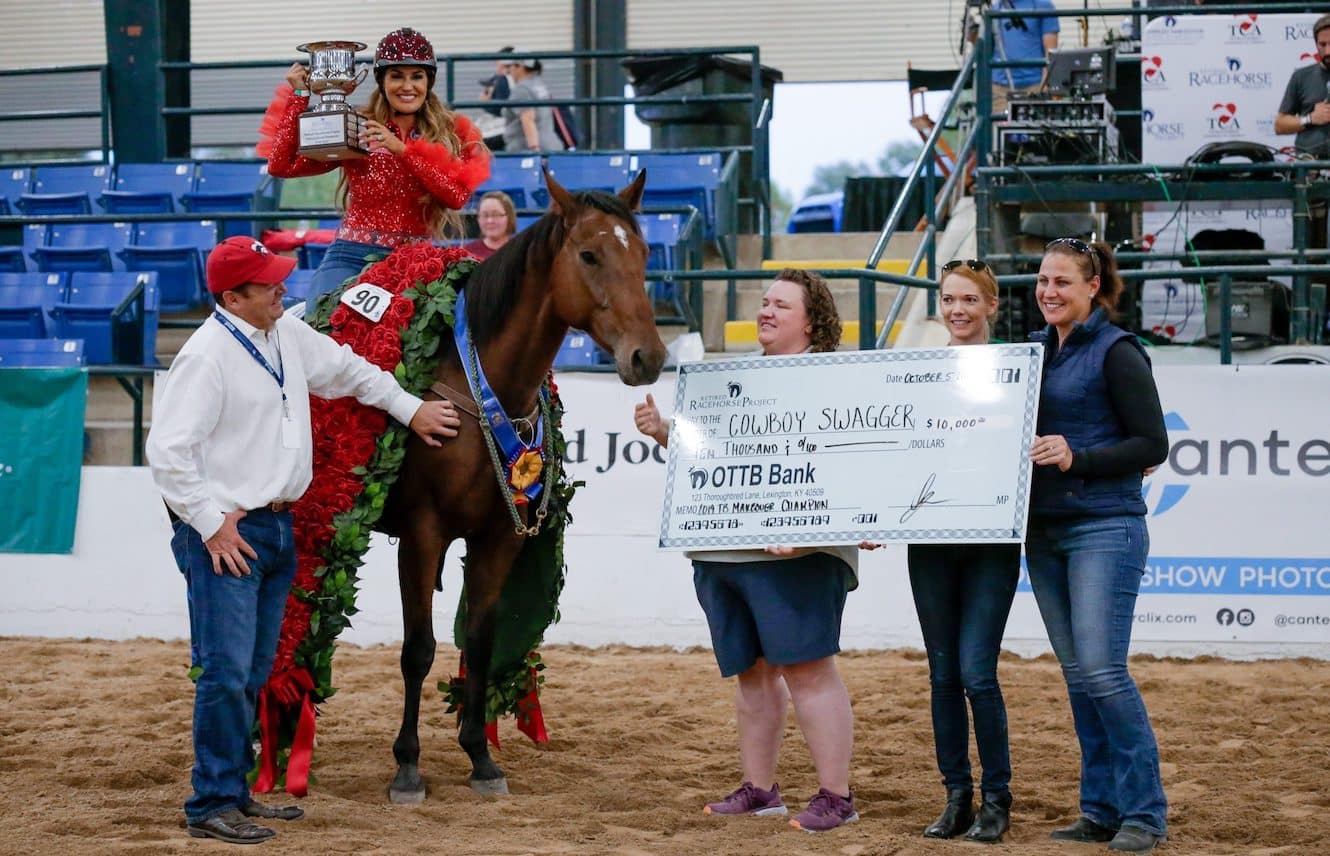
[464,189,641,346]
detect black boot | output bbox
[964,789,1012,843]
[923,788,974,839]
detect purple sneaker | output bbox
[790,788,859,833]
[703,782,788,817]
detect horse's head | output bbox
[545,170,667,386]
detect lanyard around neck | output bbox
[213,311,288,411]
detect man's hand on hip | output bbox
[205,510,259,577]
[410,399,462,446]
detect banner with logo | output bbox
[0,367,88,553]
[1138,13,1320,344]
[1141,13,1319,164]
[555,367,1330,646]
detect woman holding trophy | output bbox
[260,27,491,298]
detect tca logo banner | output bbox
[1227,14,1262,42]
[1142,56,1165,87]
[1208,102,1241,134]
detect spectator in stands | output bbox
[503,56,563,153]
[910,259,1019,845]
[260,27,490,299]
[463,191,517,261]
[477,46,516,151]
[633,270,864,834]
[984,0,1060,117]
[1025,239,1169,855]
[1275,13,1330,157]
[147,236,460,845]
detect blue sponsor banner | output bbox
[1018,557,1330,596]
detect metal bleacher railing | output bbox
[0,64,111,163]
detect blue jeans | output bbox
[908,543,1020,794]
[1025,514,1168,836]
[170,510,297,823]
[309,239,385,299]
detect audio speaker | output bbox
[1203,280,1289,346]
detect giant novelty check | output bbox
[659,344,1044,549]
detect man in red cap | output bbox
[147,236,460,844]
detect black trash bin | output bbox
[623,53,782,231]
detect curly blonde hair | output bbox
[336,86,481,239]
[774,268,842,352]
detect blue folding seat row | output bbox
[0,161,277,230]
[0,338,85,368]
[0,271,159,365]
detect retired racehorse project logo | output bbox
[727,381,742,399]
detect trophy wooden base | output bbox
[297,110,369,161]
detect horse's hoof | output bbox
[470,776,509,796]
[388,784,427,805]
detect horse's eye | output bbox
[579,250,598,266]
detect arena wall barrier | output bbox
[3,368,1327,658]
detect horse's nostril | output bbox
[630,348,646,377]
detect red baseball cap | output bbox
[205,236,296,295]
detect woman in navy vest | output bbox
[910,259,1020,844]
[1027,238,1169,855]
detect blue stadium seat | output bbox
[0,247,24,273]
[516,215,542,233]
[0,166,30,215]
[299,242,329,270]
[553,329,610,369]
[635,152,724,239]
[787,191,844,233]
[52,271,160,365]
[546,153,632,196]
[31,221,134,273]
[101,162,196,214]
[121,221,218,312]
[0,338,85,367]
[0,272,67,338]
[282,268,316,307]
[637,213,695,324]
[476,155,546,209]
[181,161,273,238]
[17,164,112,215]
[0,224,51,273]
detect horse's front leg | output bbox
[459,530,525,795]
[389,515,448,804]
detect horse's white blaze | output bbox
[613,224,629,250]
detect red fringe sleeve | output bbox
[399,114,492,210]
[258,83,338,179]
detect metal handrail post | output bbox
[858,277,876,350]
[924,154,938,315]
[1219,274,1233,366]
[878,229,937,349]
[866,49,977,271]
[1292,163,1311,342]
[974,11,994,258]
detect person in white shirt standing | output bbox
[147,236,460,845]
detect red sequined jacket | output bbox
[259,85,490,246]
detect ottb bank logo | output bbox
[1143,409,1330,518]
[1141,56,1166,88]
[1207,102,1241,135]
[1227,14,1263,43]
[1142,108,1186,143]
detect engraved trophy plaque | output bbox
[296,40,370,160]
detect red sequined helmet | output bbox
[374,27,436,72]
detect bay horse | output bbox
[381,171,667,801]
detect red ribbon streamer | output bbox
[285,695,317,797]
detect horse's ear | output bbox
[545,168,580,224]
[619,169,646,212]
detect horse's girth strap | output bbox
[429,381,480,421]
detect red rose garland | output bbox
[254,243,467,796]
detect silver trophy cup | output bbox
[295,40,370,160]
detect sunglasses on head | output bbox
[1046,237,1100,273]
[942,258,989,273]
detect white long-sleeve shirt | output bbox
[147,307,422,541]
